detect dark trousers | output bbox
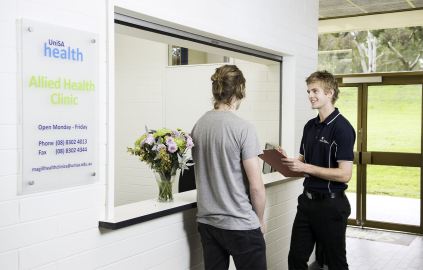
[198,223,267,270]
[288,192,350,270]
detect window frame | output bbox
[105,11,284,220]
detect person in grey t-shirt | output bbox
[191,65,267,270]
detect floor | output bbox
[346,192,420,225]
[309,228,423,270]
[346,230,423,270]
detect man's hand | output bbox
[260,221,267,234]
[281,157,306,172]
[282,158,353,183]
[276,146,287,157]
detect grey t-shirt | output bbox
[191,110,263,230]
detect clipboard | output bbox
[259,149,304,177]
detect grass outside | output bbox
[346,165,420,199]
[337,85,421,199]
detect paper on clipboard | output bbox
[259,149,304,177]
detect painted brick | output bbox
[0,150,18,176]
[0,47,16,73]
[0,100,17,125]
[0,22,16,47]
[0,250,18,270]
[58,222,199,270]
[19,186,102,222]
[20,216,195,269]
[0,0,17,21]
[0,125,17,149]
[0,200,19,227]
[19,230,98,270]
[31,262,57,270]
[0,73,17,101]
[57,207,101,235]
[0,217,58,253]
[0,175,17,201]
[17,2,98,32]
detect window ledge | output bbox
[99,190,197,230]
[99,172,302,230]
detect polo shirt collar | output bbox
[314,108,340,126]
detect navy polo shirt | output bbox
[300,108,356,193]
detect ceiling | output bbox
[319,0,423,19]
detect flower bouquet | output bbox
[127,127,194,202]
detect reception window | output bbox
[113,13,282,206]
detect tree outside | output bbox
[319,26,423,74]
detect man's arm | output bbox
[243,156,266,232]
[282,157,353,183]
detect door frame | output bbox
[337,71,423,234]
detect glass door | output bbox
[365,84,421,229]
[337,73,423,234]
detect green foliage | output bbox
[347,165,420,199]
[319,27,423,74]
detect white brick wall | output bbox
[0,0,317,269]
[0,250,18,270]
[0,150,18,176]
[264,180,303,269]
[114,33,167,205]
[0,175,18,201]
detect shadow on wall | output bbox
[182,208,203,269]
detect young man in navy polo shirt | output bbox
[283,70,355,270]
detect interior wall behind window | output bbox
[115,25,280,206]
[115,33,167,205]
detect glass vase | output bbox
[154,171,177,202]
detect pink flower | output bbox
[142,134,155,145]
[186,136,194,149]
[167,142,177,153]
[166,137,174,144]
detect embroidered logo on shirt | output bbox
[319,137,329,144]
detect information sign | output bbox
[20,19,98,194]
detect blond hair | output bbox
[211,65,246,109]
[306,70,339,104]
